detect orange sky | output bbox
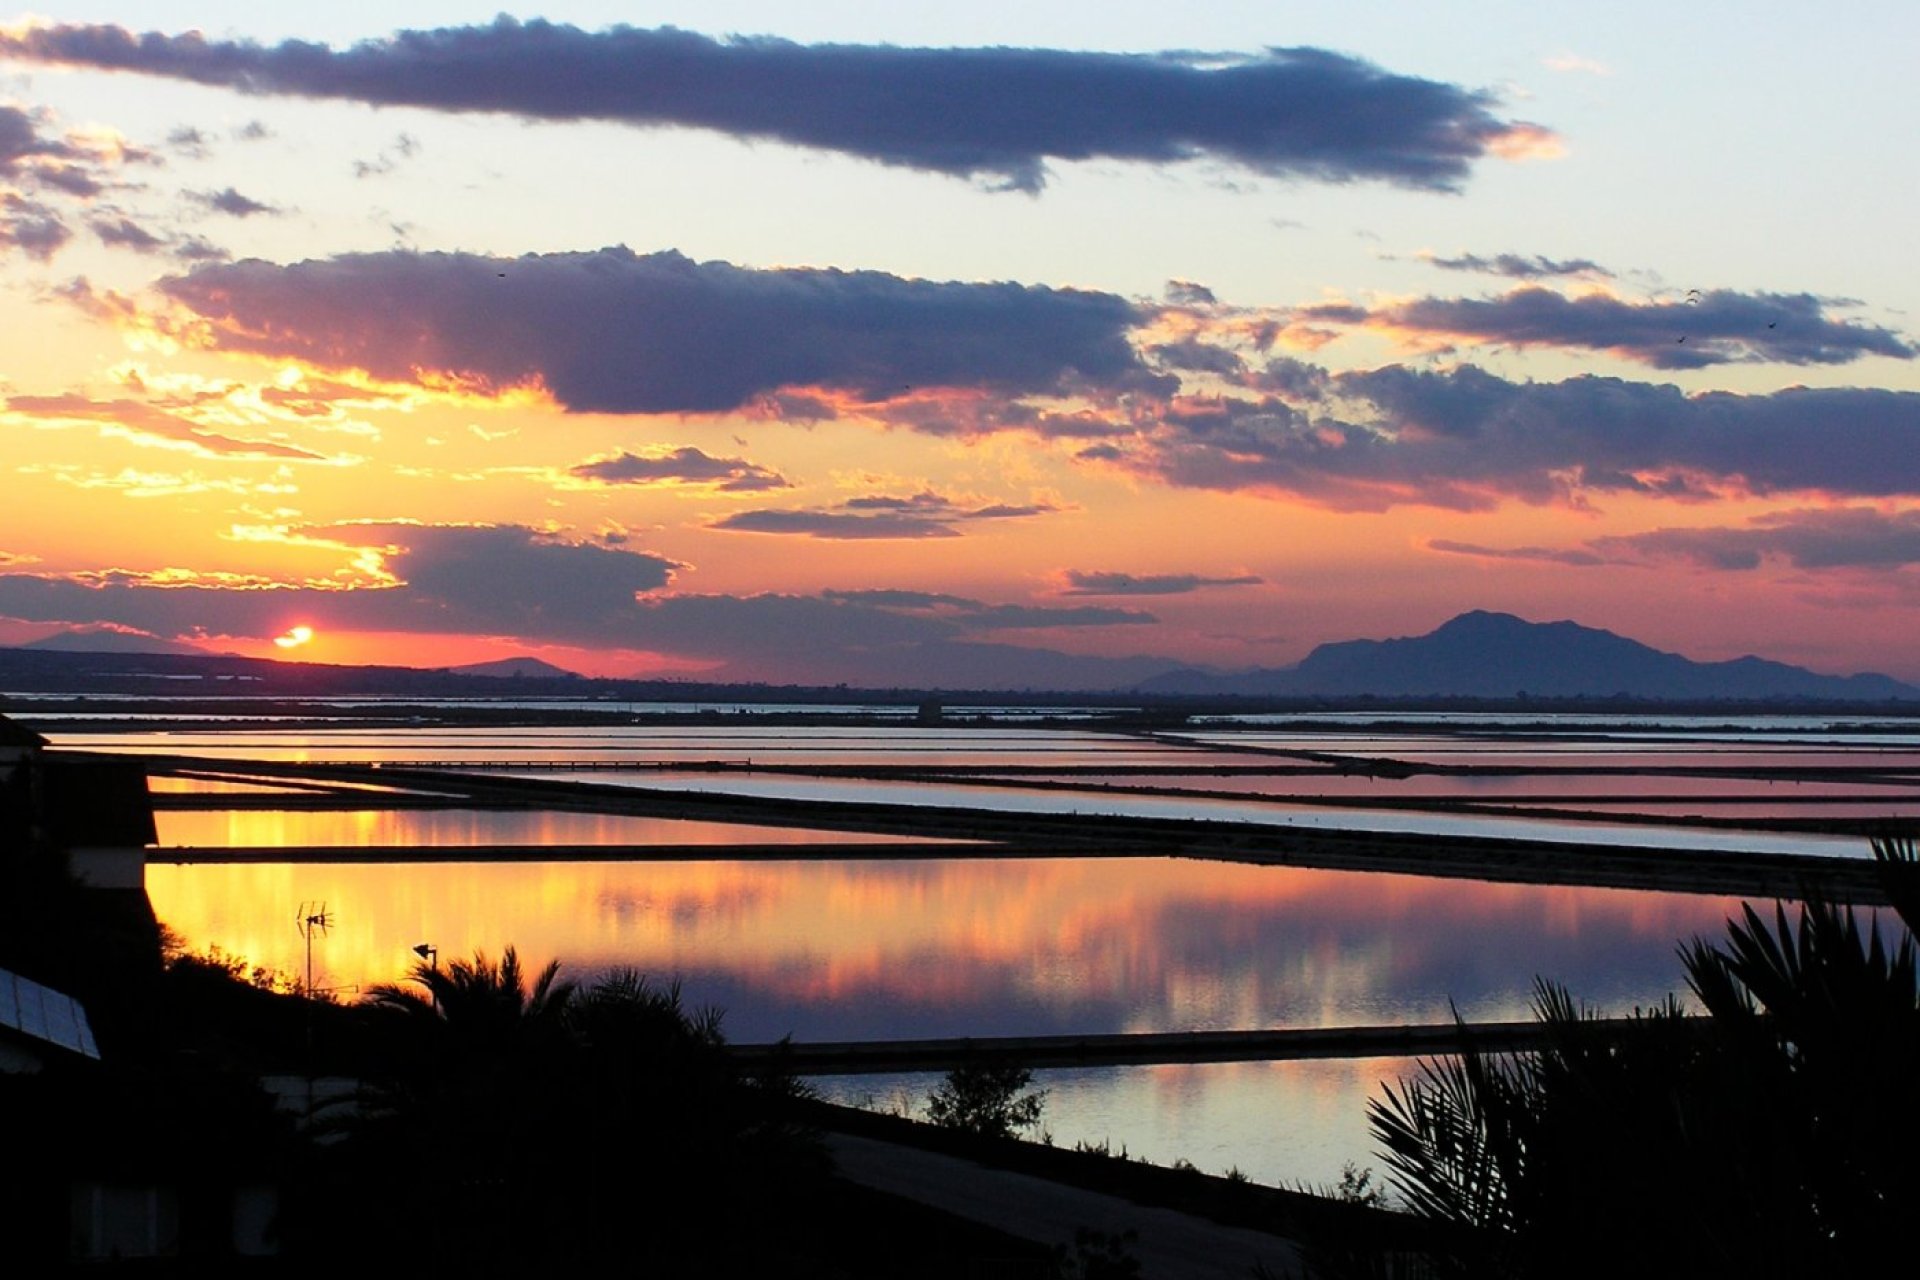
[4,6,1920,685]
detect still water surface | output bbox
[149,853,1762,1186]
[497,770,1870,858]
[76,714,1913,1188]
[149,855,1755,1038]
[153,809,931,848]
[814,1058,1400,1190]
[57,726,1226,768]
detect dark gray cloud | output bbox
[0,104,69,172]
[0,103,155,200]
[165,125,211,158]
[711,510,961,540]
[1061,570,1264,595]
[0,19,1547,193]
[1165,280,1218,305]
[0,529,1176,685]
[32,163,103,197]
[1592,508,1920,572]
[0,542,1119,658]
[0,523,676,646]
[755,392,835,423]
[713,491,1057,540]
[931,603,1154,629]
[1148,339,1247,377]
[872,396,1146,440]
[327,522,679,636]
[1426,252,1610,280]
[1430,508,1920,574]
[89,213,167,253]
[1367,287,1913,368]
[158,246,1147,414]
[1,191,70,259]
[188,186,278,217]
[171,234,231,263]
[841,493,1050,517]
[962,503,1056,520]
[1425,539,1609,567]
[0,102,151,200]
[568,447,789,492]
[1252,356,1334,398]
[1295,301,1371,325]
[1126,361,1920,511]
[1,105,101,202]
[819,588,1154,629]
[817,588,975,610]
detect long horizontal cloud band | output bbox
[0,526,668,645]
[0,525,1157,656]
[158,247,1147,413]
[0,19,1540,191]
[1597,509,1920,570]
[1134,361,1920,509]
[1436,509,1920,574]
[1358,287,1913,369]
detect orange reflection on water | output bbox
[147,777,314,795]
[153,808,924,848]
[147,856,1757,1040]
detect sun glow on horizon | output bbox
[3,6,1918,684]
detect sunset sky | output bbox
[3,3,1918,686]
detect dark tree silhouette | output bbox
[927,1061,1047,1139]
[1369,838,1920,1279]
[306,951,825,1268]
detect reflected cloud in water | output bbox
[149,855,1754,1041]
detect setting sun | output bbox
[0,5,1917,687]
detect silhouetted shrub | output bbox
[927,1061,1046,1139]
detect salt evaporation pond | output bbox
[50,713,1920,1187]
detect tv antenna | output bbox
[295,901,333,997]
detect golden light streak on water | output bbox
[147,854,1753,1035]
[152,808,924,848]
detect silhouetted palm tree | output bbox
[1680,837,1920,1269]
[363,944,575,1038]
[1369,837,1920,1278]
[320,953,823,1267]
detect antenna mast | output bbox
[295,901,334,997]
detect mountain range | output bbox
[3,610,1914,702]
[20,628,211,657]
[1140,610,1918,701]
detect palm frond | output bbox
[1871,834,1920,937]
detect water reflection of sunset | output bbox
[147,856,1755,1042]
[153,809,925,848]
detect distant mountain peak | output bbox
[445,656,581,679]
[1440,608,1520,627]
[18,628,209,657]
[1140,610,1919,702]
[1434,610,1582,637]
